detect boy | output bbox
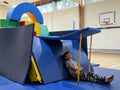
[63,51,114,84]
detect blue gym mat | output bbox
[0,67,119,90]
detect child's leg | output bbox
[80,71,106,84]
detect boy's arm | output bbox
[68,65,78,71]
[68,65,83,71]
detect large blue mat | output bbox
[32,37,63,84]
[0,67,119,90]
[32,37,94,84]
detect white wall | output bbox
[85,0,120,27]
[86,0,120,49]
[43,7,79,31]
[89,29,120,49]
[0,6,8,19]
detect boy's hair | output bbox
[63,51,70,60]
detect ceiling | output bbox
[0,0,106,8]
[0,0,61,8]
[0,0,39,8]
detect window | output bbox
[37,0,105,13]
[37,3,53,13]
[37,0,78,13]
[86,0,104,3]
[56,0,78,10]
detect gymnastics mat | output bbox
[0,67,119,90]
[0,24,34,84]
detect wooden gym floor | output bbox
[91,50,120,70]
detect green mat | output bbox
[0,19,20,28]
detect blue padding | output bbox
[35,38,93,82]
[32,37,63,84]
[71,40,93,72]
[0,83,36,90]
[40,27,100,40]
[41,39,70,79]
[61,40,94,72]
[6,2,43,24]
[92,63,100,67]
[94,67,120,90]
[0,67,120,90]
[0,76,13,86]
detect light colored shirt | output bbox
[65,59,78,78]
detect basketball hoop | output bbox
[99,11,115,26]
[104,18,111,25]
